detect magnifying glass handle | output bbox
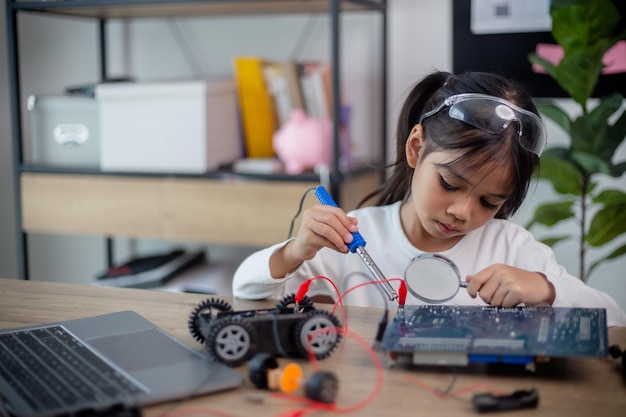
[314,186,398,302]
[460,282,468,288]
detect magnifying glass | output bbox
[403,253,466,303]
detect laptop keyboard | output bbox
[0,325,145,413]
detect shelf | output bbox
[6,0,387,279]
[21,171,379,245]
[9,0,386,19]
[19,163,379,183]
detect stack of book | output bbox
[233,57,336,161]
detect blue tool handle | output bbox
[314,186,366,253]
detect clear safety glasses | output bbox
[418,93,547,156]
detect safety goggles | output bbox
[418,93,547,156]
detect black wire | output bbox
[271,313,289,358]
[0,392,10,417]
[437,368,460,396]
[287,187,318,239]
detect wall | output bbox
[1,0,624,309]
[0,4,15,281]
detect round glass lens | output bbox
[403,253,462,303]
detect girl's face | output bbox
[401,125,512,252]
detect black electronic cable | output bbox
[270,313,290,358]
[608,344,626,382]
[0,392,10,417]
[287,187,317,239]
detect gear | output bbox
[275,292,314,310]
[188,298,233,344]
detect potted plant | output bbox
[526,0,626,282]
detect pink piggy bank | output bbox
[273,110,332,174]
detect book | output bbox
[319,63,334,118]
[263,62,292,127]
[233,57,277,158]
[299,62,321,118]
[309,64,331,119]
[298,62,335,120]
[280,61,306,111]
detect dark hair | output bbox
[361,71,541,219]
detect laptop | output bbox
[0,311,244,417]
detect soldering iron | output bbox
[314,186,398,303]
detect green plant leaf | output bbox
[536,102,572,135]
[528,53,559,82]
[586,202,626,246]
[551,0,620,54]
[609,161,626,177]
[540,235,573,248]
[592,189,626,205]
[571,93,623,154]
[587,243,626,277]
[526,201,575,228]
[553,46,610,106]
[538,152,584,195]
[570,151,612,176]
[600,105,626,161]
[548,0,620,105]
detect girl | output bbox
[232,71,626,327]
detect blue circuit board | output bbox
[379,305,608,365]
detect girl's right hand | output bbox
[270,204,358,278]
[292,204,359,259]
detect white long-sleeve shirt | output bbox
[232,201,626,327]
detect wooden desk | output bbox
[1,278,624,417]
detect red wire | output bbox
[269,328,385,416]
[276,275,386,417]
[332,277,404,313]
[166,275,400,417]
[325,329,385,414]
[299,275,349,335]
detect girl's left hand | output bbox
[465,263,556,307]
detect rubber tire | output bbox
[206,316,256,367]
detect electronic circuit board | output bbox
[379,305,608,366]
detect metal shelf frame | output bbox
[5,0,387,280]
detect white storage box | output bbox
[26,95,100,168]
[96,80,241,173]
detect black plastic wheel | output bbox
[205,316,257,367]
[276,292,314,310]
[248,353,279,389]
[305,370,339,403]
[293,310,342,360]
[188,298,233,344]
